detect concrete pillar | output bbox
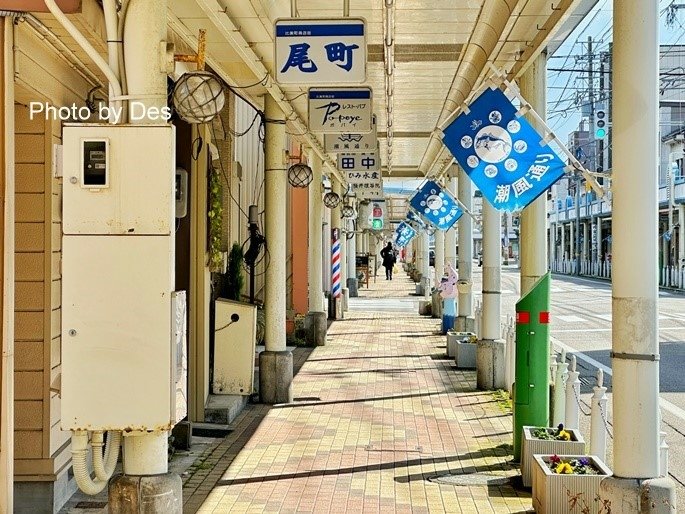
[445,174,458,268]
[597,217,603,262]
[519,51,548,294]
[434,226,445,284]
[405,237,413,265]
[569,220,575,270]
[583,222,589,262]
[679,205,685,267]
[477,200,505,390]
[549,222,556,267]
[457,166,474,331]
[305,152,326,346]
[420,230,430,296]
[600,0,677,509]
[347,216,358,297]
[259,95,293,404]
[561,223,566,262]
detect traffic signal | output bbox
[371,202,384,230]
[595,108,607,139]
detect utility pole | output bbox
[588,36,595,171]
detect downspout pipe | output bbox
[102,0,122,118]
[418,0,518,176]
[43,0,122,104]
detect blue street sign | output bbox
[409,180,463,231]
[394,222,416,248]
[442,87,567,212]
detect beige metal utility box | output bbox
[213,299,257,395]
[61,124,184,431]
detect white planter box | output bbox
[532,454,612,514]
[455,339,476,369]
[521,426,585,488]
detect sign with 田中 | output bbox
[337,151,379,172]
[275,18,367,84]
[325,114,377,152]
[442,86,567,212]
[308,88,372,133]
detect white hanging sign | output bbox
[325,114,377,152]
[275,18,367,84]
[308,88,372,133]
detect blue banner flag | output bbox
[409,180,463,231]
[442,87,567,212]
[406,209,426,231]
[394,222,416,248]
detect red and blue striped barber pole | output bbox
[331,228,341,298]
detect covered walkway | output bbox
[182,271,531,513]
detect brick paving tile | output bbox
[184,271,532,513]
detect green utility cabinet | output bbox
[513,272,551,461]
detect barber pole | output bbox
[331,228,342,298]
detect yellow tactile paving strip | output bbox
[183,272,532,513]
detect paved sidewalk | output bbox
[184,271,532,513]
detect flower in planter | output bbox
[532,423,573,441]
[547,454,599,475]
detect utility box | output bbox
[212,299,257,395]
[513,272,551,461]
[61,124,179,431]
[62,124,174,235]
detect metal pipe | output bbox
[23,15,103,89]
[0,18,15,513]
[43,0,122,103]
[102,0,122,117]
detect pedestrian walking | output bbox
[380,242,397,280]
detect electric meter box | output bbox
[62,124,175,235]
[61,124,180,431]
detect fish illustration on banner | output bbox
[394,222,416,248]
[442,86,567,212]
[409,180,463,231]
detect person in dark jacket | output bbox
[380,242,397,280]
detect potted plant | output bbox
[449,332,477,368]
[532,454,612,514]
[521,424,585,488]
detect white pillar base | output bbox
[600,476,676,513]
[123,431,168,475]
[476,339,506,391]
